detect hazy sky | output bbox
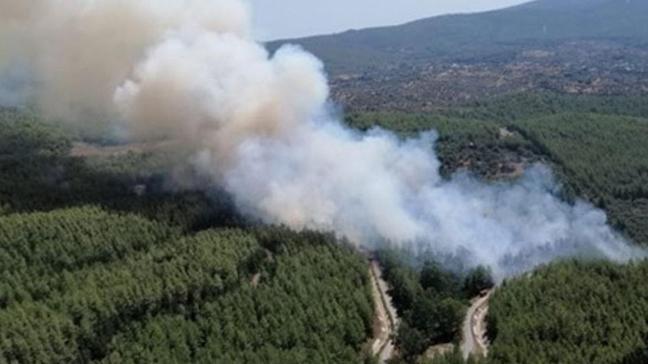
[249,0,530,40]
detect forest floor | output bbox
[369,260,400,363]
[461,290,492,359]
[70,140,178,157]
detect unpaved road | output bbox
[461,290,492,359]
[369,260,399,363]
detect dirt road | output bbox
[461,290,492,360]
[369,260,399,363]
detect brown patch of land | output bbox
[70,140,178,158]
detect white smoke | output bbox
[0,0,251,120]
[0,0,643,278]
[222,122,642,278]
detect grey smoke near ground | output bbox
[222,122,642,278]
[0,0,643,278]
[0,64,32,107]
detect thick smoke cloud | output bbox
[0,0,251,120]
[224,123,642,278]
[0,0,642,278]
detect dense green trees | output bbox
[0,108,237,231]
[442,93,648,122]
[4,91,648,364]
[347,111,537,178]
[0,207,175,307]
[352,99,648,363]
[349,96,648,247]
[422,260,648,364]
[487,260,648,364]
[422,348,482,364]
[377,251,495,360]
[512,113,648,245]
[0,210,259,362]
[463,266,495,298]
[101,232,373,363]
[0,107,376,363]
[0,208,373,363]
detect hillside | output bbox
[349,94,648,364]
[4,1,648,363]
[348,93,648,246]
[485,260,648,364]
[269,0,648,110]
[3,94,648,364]
[0,110,375,363]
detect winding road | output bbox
[367,258,491,363]
[461,290,492,360]
[369,260,399,363]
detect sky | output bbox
[249,0,531,40]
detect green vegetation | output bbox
[487,260,648,364]
[377,250,494,361]
[418,260,648,363]
[463,266,495,299]
[348,93,648,247]
[101,230,372,363]
[0,207,175,307]
[4,87,648,364]
[345,93,648,364]
[347,111,536,178]
[350,95,648,363]
[512,113,648,245]
[0,109,375,363]
[450,93,648,122]
[0,108,236,231]
[0,208,373,363]
[272,0,648,74]
[423,349,482,364]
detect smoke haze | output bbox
[0,0,642,278]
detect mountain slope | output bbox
[270,0,648,75]
[268,0,648,111]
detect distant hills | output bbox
[271,0,648,73]
[269,0,648,111]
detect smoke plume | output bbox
[0,0,642,278]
